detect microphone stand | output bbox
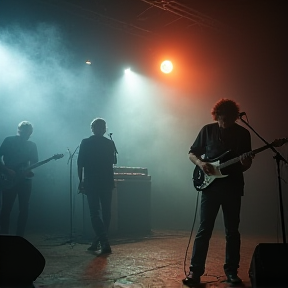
[109,133,118,164]
[239,115,288,244]
[65,146,79,244]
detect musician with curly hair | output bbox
[183,99,253,286]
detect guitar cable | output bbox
[183,189,200,277]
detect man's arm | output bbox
[77,166,85,193]
[189,152,216,175]
[77,140,85,192]
[0,163,15,176]
[0,160,6,172]
[189,153,203,166]
[0,153,16,176]
[78,166,83,182]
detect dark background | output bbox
[0,0,287,238]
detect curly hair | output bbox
[211,98,240,121]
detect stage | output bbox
[15,230,285,288]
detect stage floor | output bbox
[22,230,282,288]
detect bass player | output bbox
[0,121,38,237]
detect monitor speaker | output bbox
[249,243,288,287]
[0,235,45,286]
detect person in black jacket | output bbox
[0,121,38,237]
[77,118,116,254]
[183,99,253,286]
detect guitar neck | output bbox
[24,157,54,172]
[218,144,272,170]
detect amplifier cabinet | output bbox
[115,179,151,235]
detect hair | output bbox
[211,98,240,121]
[90,118,106,135]
[18,121,33,132]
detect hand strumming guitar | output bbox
[5,168,16,177]
[195,159,217,176]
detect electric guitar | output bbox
[0,153,64,191]
[193,138,288,191]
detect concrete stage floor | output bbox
[13,230,281,288]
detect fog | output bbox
[0,0,287,240]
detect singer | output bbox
[183,99,253,286]
[77,118,117,254]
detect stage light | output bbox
[124,68,131,74]
[85,60,92,65]
[160,60,173,74]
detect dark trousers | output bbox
[190,186,242,276]
[85,183,113,244]
[0,180,32,237]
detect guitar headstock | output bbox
[272,138,288,148]
[52,154,64,160]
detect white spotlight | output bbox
[124,68,131,74]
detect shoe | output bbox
[87,240,101,251]
[226,274,242,284]
[182,271,201,286]
[98,243,112,254]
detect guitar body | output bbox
[193,160,228,191]
[0,171,27,191]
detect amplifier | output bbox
[114,166,151,181]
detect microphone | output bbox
[239,112,246,117]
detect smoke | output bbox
[0,24,107,147]
[0,22,202,233]
[1,17,286,236]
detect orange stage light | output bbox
[160,60,173,74]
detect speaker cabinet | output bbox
[249,243,288,287]
[116,180,151,235]
[0,235,45,285]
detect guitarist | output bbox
[0,121,38,237]
[183,99,253,286]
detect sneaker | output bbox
[182,271,201,286]
[226,274,242,284]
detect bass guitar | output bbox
[0,153,64,191]
[193,138,288,191]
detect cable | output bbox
[183,189,200,277]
